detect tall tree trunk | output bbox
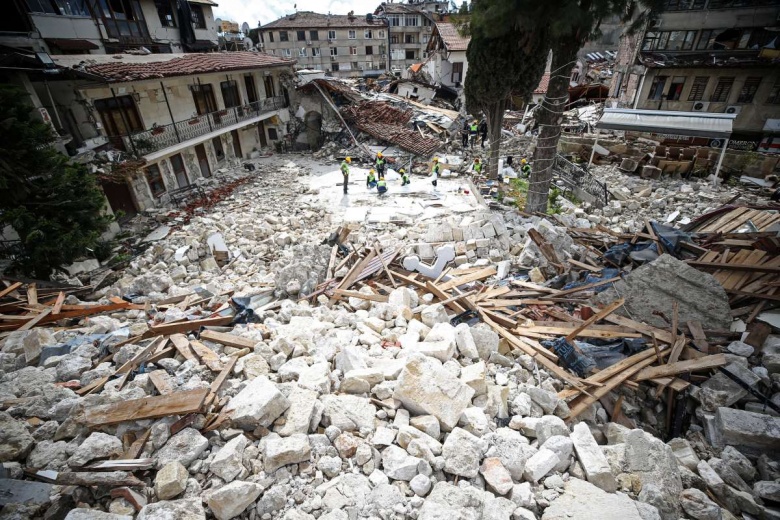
[524,44,580,213]
[484,98,506,179]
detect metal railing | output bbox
[552,154,609,207]
[121,96,287,154]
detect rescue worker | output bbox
[479,120,487,148]
[377,177,388,195]
[461,121,469,148]
[521,158,531,177]
[400,168,410,186]
[366,168,377,189]
[341,156,351,194]
[472,158,483,176]
[375,152,386,178]
[469,120,479,148]
[430,157,440,188]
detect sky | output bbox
[213,0,384,29]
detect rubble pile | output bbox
[0,157,778,520]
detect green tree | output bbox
[464,4,549,179]
[0,84,112,279]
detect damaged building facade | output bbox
[39,51,296,214]
[424,22,469,95]
[0,0,220,55]
[609,0,780,152]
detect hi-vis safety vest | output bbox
[341,161,349,175]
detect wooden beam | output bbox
[633,354,727,381]
[375,243,397,288]
[83,388,209,427]
[687,320,709,354]
[148,316,233,336]
[437,266,497,291]
[51,292,65,315]
[332,289,389,302]
[26,284,37,306]
[0,282,22,299]
[16,308,52,332]
[169,333,198,362]
[148,370,175,395]
[199,330,258,350]
[565,299,625,342]
[424,281,466,314]
[687,261,780,274]
[603,314,675,344]
[120,429,150,460]
[552,277,621,298]
[189,340,224,372]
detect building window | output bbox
[330,47,338,56]
[710,77,734,102]
[91,0,150,40]
[283,48,291,57]
[26,0,90,16]
[312,48,321,56]
[244,75,258,104]
[279,31,289,42]
[191,84,216,115]
[352,61,359,70]
[263,75,275,97]
[405,49,415,60]
[145,164,166,197]
[366,45,373,55]
[169,153,189,188]
[389,15,400,26]
[422,35,428,44]
[668,76,686,100]
[299,48,307,57]
[268,32,274,42]
[348,30,356,39]
[378,30,384,38]
[644,30,696,51]
[332,63,339,72]
[220,80,241,108]
[310,30,318,41]
[648,76,667,100]
[405,34,415,44]
[688,76,709,101]
[328,30,336,40]
[697,28,774,51]
[365,30,373,38]
[212,137,224,161]
[350,46,357,55]
[155,0,176,27]
[405,15,418,26]
[366,61,372,69]
[737,77,761,103]
[190,4,206,29]
[390,35,399,44]
[268,128,278,140]
[451,62,463,84]
[767,80,780,104]
[297,30,306,41]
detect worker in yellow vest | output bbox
[340,157,351,194]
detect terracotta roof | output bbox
[534,72,550,94]
[342,101,441,156]
[435,23,469,52]
[54,52,295,83]
[261,11,384,29]
[409,63,423,73]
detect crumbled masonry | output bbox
[0,155,778,520]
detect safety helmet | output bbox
[377,152,383,158]
[521,158,527,164]
[474,158,480,162]
[473,120,478,124]
[345,157,352,163]
[399,168,406,174]
[433,157,439,162]
[369,169,375,174]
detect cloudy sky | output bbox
[213,0,383,28]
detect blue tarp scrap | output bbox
[543,337,647,377]
[562,267,622,294]
[542,337,596,378]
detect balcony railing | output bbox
[121,96,287,154]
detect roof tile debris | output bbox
[261,11,386,29]
[435,23,469,52]
[67,52,295,83]
[342,101,441,156]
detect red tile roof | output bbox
[436,23,469,52]
[70,52,295,83]
[342,101,441,156]
[261,11,385,29]
[534,72,550,94]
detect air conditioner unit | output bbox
[692,101,710,112]
[328,38,334,43]
[426,26,431,31]
[359,66,364,70]
[724,105,742,115]
[331,55,336,60]
[306,40,312,45]
[258,42,264,48]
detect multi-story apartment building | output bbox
[1,0,220,55]
[425,22,469,90]
[259,12,389,78]
[31,51,296,213]
[609,0,780,150]
[374,0,448,73]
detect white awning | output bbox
[596,108,736,138]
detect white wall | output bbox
[31,13,103,52]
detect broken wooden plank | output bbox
[687,261,780,274]
[169,333,198,362]
[85,459,155,471]
[437,266,497,292]
[110,487,147,511]
[189,340,224,372]
[424,281,466,314]
[375,244,397,288]
[51,292,65,315]
[528,228,565,274]
[148,370,175,396]
[0,282,22,299]
[205,354,239,408]
[199,330,258,350]
[744,322,771,351]
[120,429,150,460]
[26,284,37,306]
[52,471,144,488]
[552,277,621,298]
[147,316,233,336]
[687,320,709,354]
[633,354,727,381]
[83,388,209,427]
[332,289,389,302]
[565,299,625,342]
[16,308,52,332]
[603,314,676,344]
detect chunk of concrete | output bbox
[418,482,484,520]
[593,254,731,330]
[570,422,617,492]
[708,407,780,456]
[155,461,188,500]
[207,481,263,520]
[225,376,290,430]
[542,479,645,520]
[522,448,559,483]
[442,427,484,478]
[393,354,475,431]
[263,434,311,473]
[209,434,247,483]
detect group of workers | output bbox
[340,152,531,196]
[462,120,488,149]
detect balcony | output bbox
[639,48,766,68]
[120,97,287,155]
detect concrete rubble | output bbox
[0,154,778,520]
